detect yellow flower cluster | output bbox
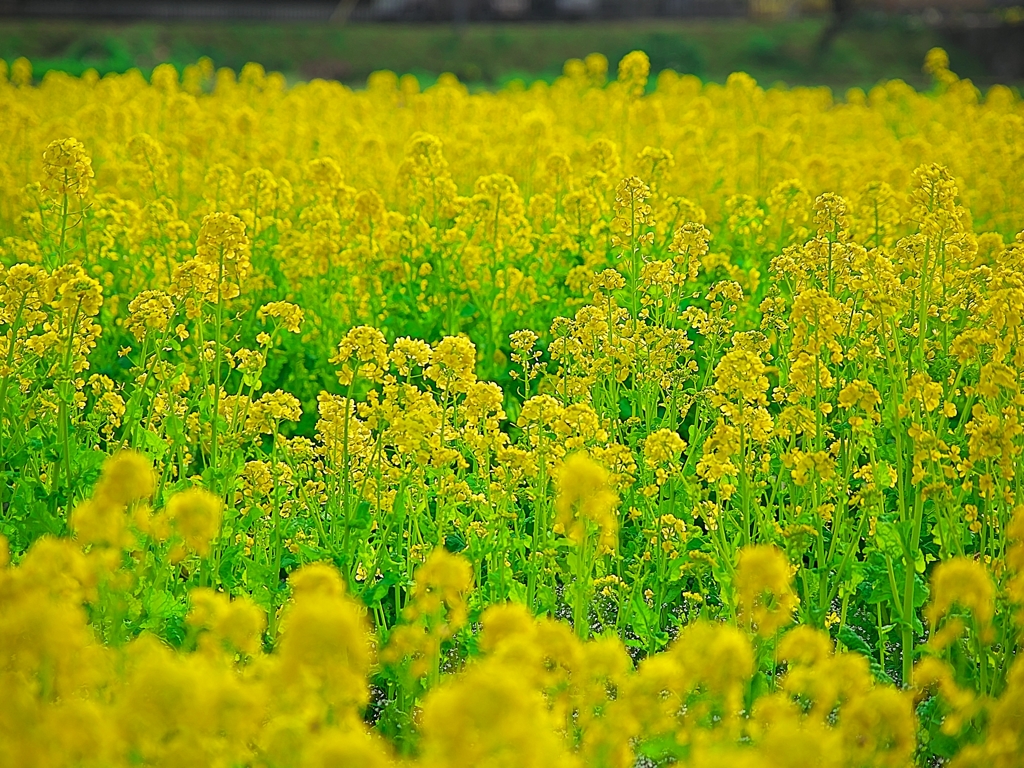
[1,46,1024,763]
[1,491,929,768]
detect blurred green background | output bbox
[0,15,1014,90]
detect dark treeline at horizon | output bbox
[0,0,751,23]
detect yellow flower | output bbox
[290,561,348,598]
[167,487,222,557]
[735,545,800,637]
[420,659,577,768]
[41,137,93,200]
[304,731,391,768]
[195,212,251,299]
[125,290,175,341]
[70,451,155,548]
[617,50,650,99]
[555,452,619,552]
[611,175,653,248]
[643,428,687,469]
[404,548,474,629]
[713,348,770,405]
[390,336,432,376]
[186,587,265,656]
[669,222,710,282]
[127,133,169,192]
[838,379,881,421]
[331,325,389,386]
[925,557,994,647]
[779,625,832,666]
[425,335,477,394]
[249,389,302,432]
[257,301,304,333]
[276,562,373,714]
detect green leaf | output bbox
[838,624,872,656]
[218,543,245,589]
[838,625,894,683]
[138,429,169,460]
[506,579,528,605]
[363,571,401,605]
[629,587,659,638]
[874,520,904,559]
[637,733,688,762]
[56,379,76,405]
[444,532,466,553]
[164,414,186,444]
[141,589,180,632]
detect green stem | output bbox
[209,244,227,477]
[56,188,69,266]
[900,490,925,686]
[267,425,284,641]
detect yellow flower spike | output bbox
[713,347,770,406]
[611,175,653,249]
[617,50,650,100]
[643,428,687,468]
[10,56,32,85]
[70,451,155,549]
[840,686,917,768]
[93,451,155,508]
[838,379,881,418]
[188,587,266,657]
[584,51,608,85]
[659,621,755,737]
[380,549,473,680]
[275,563,373,717]
[15,535,99,603]
[555,452,619,552]
[166,487,222,557]
[390,336,432,376]
[331,325,390,386]
[813,192,851,242]
[185,586,227,631]
[194,212,251,300]
[924,556,995,647]
[289,561,348,599]
[479,601,536,654]
[41,137,93,200]
[420,659,578,768]
[425,335,478,394]
[257,301,304,334]
[735,544,800,637]
[126,133,169,192]
[304,730,392,768]
[125,290,175,341]
[249,390,302,434]
[778,624,833,667]
[924,47,959,89]
[409,548,474,628]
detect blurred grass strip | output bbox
[0,17,1001,89]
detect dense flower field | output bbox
[2,48,1024,766]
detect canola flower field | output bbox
[1,48,1024,767]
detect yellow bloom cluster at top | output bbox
[1,48,1024,765]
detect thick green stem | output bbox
[900,491,926,686]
